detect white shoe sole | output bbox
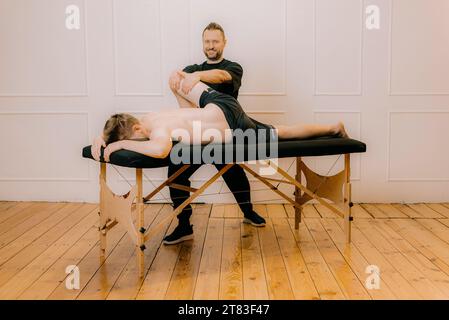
[163,234,194,245]
[243,218,266,227]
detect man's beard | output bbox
[204,49,223,61]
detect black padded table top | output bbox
[82,136,366,169]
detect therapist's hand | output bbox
[181,72,200,95]
[91,135,106,161]
[169,70,183,92]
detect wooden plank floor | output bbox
[1,201,449,300]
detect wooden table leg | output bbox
[99,163,107,262]
[344,154,352,243]
[136,168,145,278]
[295,157,303,229]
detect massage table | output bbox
[83,136,366,277]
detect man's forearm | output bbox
[121,139,172,159]
[194,70,232,84]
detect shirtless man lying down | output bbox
[91,80,348,162]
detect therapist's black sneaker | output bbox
[163,224,194,245]
[243,211,266,227]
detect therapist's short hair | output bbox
[202,22,225,39]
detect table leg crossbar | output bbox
[98,155,353,277]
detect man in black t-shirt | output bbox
[181,59,242,99]
[163,22,266,245]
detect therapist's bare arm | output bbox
[179,70,231,95]
[194,70,232,83]
[170,68,232,104]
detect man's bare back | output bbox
[93,80,347,162]
[140,104,232,144]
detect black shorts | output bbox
[199,88,277,142]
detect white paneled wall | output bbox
[388,111,449,181]
[389,0,449,95]
[314,0,363,95]
[0,0,88,96]
[0,0,448,203]
[190,0,286,95]
[113,0,163,96]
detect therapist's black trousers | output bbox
[168,162,253,225]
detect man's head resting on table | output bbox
[103,113,148,145]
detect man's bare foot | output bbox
[332,122,349,138]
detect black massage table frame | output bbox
[88,137,364,278]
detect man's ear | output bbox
[132,124,142,133]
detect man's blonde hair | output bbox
[103,113,139,145]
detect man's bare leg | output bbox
[176,81,210,107]
[275,121,348,140]
[174,80,349,140]
[172,89,197,108]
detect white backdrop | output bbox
[0,0,448,203]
